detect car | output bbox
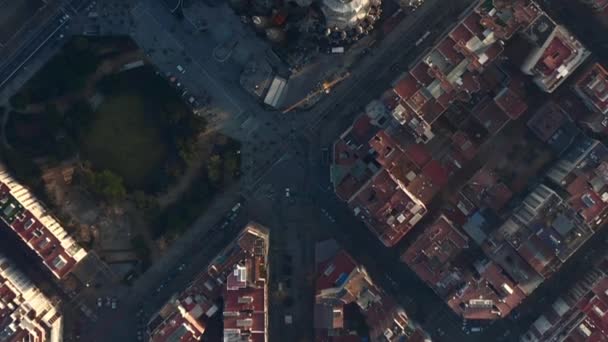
[178,263,186,271]
[105,296,111,307]
[231,203,241,212]
[111,299,117,310]
[285,188,290,198]
[97,298,103,307]
[177,65,185,74]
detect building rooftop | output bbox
[389,0,541,140]
[332,126,448,247]
[471,98,510,135]
[402,213,529,320]
[527,101,571,142]
[349,169,427,247]
[148,223,269,342]
[521,17,591,93]
[369,129,447,205]
[315,242,429,341]
[574,63,608,115]
[0,253,63,342]
[0,165,87,279]
[494,84,529,120]
[484,184,593,278]
[521,257,608,342]
[458,167,514,215]
[401,215,469,296]
[316,250,358,292]
[546,139,608,229]
[447,258,527,320]
[331,113,382,202]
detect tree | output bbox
[59,100,96,144]
[224,152,240,177]
[133,190,157,210]
[131,235,151,269]
[54,136,77,160]
[46,104,63,132]
[189,115,207,133]
[86,169,127,202]
[1,148,41,188]
[207,155,223,185]
[177,140,196,164]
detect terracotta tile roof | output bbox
[393,74,420,100]
[0,166,87,279]
[527,102,569,142]
[463,12,484,37]
[534,37,573,77]
[437,37,465,65]
[449,23,473,44]
[574,63,608,115]
[472,99,510,135]
[401,215,469,290]
[494,85,528,119]
[316,250,358,291]
[410,63,434,87]
[447,260,526,320]
[350,170,426,246]
[404,143,432,169]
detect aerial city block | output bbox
[1,0,608,341]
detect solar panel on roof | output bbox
[335,272,348,287]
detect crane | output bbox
[282,72,351,114]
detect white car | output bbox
[177,65,185,74]
[285,188,290,198]
[97,298,103,307]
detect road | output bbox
[82,185,248,341]
[64,0,481,340]
[0,0,555,341]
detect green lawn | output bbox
[83,94,168,190]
